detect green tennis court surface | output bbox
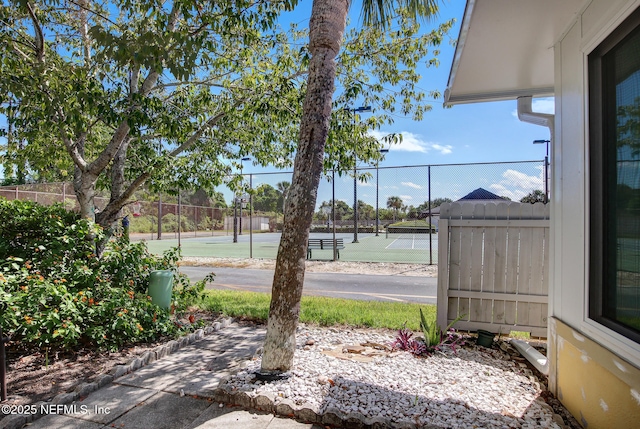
[140,232,438,264]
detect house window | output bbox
[589,7,640,343]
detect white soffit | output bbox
[444,0,585,105]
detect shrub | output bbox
[160,213,196,232]
[129,215,155,233]
[197,215,212,231]
[0,199,207,351]
[0,198,94,263]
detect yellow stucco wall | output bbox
[550,318,640,428]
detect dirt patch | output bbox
[1,310,220,407]
[3,341,163,405]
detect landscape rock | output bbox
[220,326,565,429]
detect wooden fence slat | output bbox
[504,204,521,325]
[528,203,547,328]
[469,204,485,322]
[437,218,450,330]
[448,203,463,295]
[482,204,497,323]
[517,205,534,327]
[529,204,546,295]
[493,203,509,324]
[457,204,475,319]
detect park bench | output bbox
[306,238,345,260]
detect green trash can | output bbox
[148,270,174,309]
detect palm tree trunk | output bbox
[260,0,349,374]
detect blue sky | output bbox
[270,1,555,167]
[245,1,554,208]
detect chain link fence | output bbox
[0,160,546,264]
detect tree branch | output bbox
[130,65,140,95]
[155,80,230,90]
[86,4,183,176]
[25,1,45,63]
[96,170,151,225]
[60,130,88,171]
[66,0,121,29]
[76,0,91,65]
[86,120,130,175]
[168,108,231,157]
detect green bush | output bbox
[0,198,94,264]
[0,198,206,351]
[197,215,212,231]
[129,215,156,233]
[160,213,196,232]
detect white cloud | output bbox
[401,181,423,190]
[432,144,453,155]
[502,168,543,189]
[369,130,453,155]
[488,183,525,201]
[399,195,413,201]
[512,97,555,118]
[488,168,544,201]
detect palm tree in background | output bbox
[261,0,441,374]
[387,195,403,221]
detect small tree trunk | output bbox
[73,168,98,221]
[100,137,131,241]
[260,0,348,374]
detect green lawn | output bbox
[199,289,436,331]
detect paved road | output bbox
[180,266,437,304]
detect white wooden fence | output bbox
[437,202,550,337]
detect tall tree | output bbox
[0,0,301,248]
[261,0,442,374]
[387,195,403,221]
[520,189,547,204]
[318,199,351,220]
[357,199,374,221]
[253,183,281,213]
[417,197,452,211]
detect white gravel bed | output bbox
[223,326,562,429]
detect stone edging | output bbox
[212,385,446,429]
[0,318,234,429]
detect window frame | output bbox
[588,6,640,344]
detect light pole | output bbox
[239,157,250,235]
[375,148,389,236]
[533,139,550,203]
[346,106,372,243]
[233,197,238,243]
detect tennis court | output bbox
[385,233,438,250]
[141,231,439,264]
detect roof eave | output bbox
[445,87,555,106]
